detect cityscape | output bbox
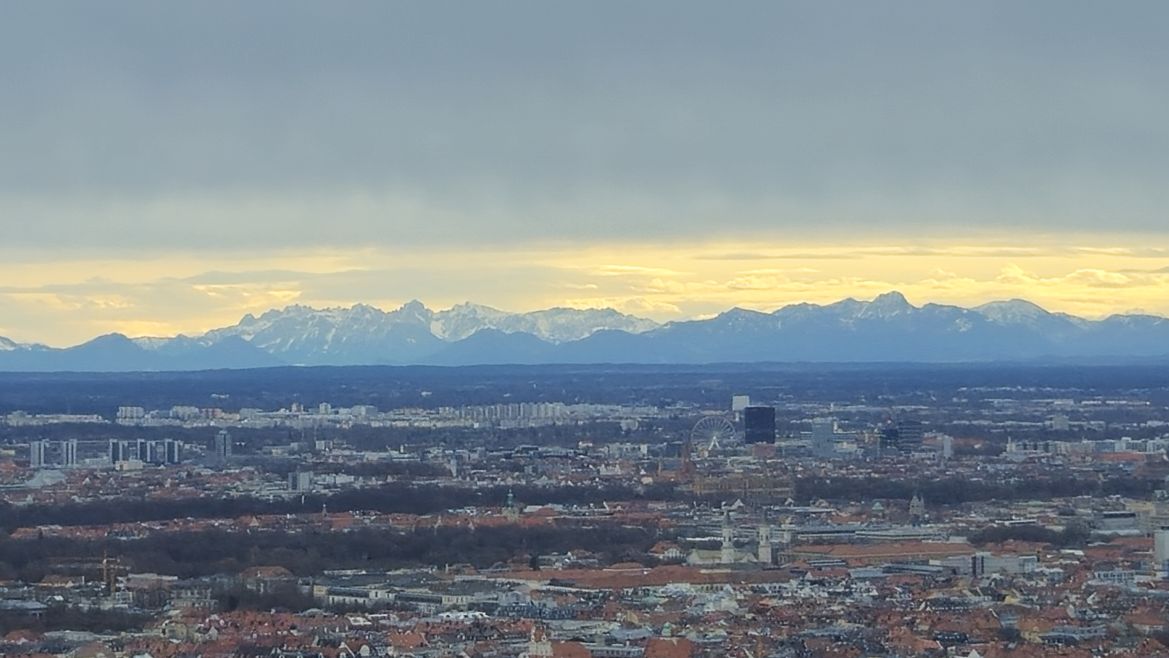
[4,1,1169,657]
[3,363,1169,657]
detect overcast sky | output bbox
[2,2,1169,344]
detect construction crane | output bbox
[45,552,128,595]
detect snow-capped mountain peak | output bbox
[191,301,659,364]
[389,300,431,323]
[9,292,1169,372]
[975,299,1051,324]
[430,303,509,341]
[431,304,658,343]
[132,336,179,351]
[856,291,914,319]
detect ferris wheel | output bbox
[690,415,737,452]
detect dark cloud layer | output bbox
[1,1,1167,248]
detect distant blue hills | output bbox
[2,292,1168,371]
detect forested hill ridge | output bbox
[3,292,1169,371]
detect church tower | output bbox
[757,519,773,565]
[505,489,521,522]
[909,493,926,526]
[721,509,736,564]
[525,624,553,658]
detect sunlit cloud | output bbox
[590,265,690,278]
[1,236,1169,346]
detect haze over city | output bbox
[9,3,1169,657]
[3,1,1168,345]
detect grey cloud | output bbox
[1,1,1168,248]
[179,270,354,286]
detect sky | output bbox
[2,1,1169,346]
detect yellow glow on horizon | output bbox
[2,234,1168,346]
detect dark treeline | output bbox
[216,583,318,613]
[794,475,1161,505]
[0,605,147,636]
[309,461,449,478]
[0,365,741,414]
[2,473,1156,532]
[4,363,1169,416]
[0,482,680,532]
[968,521,1094,548]
[0,523,661,580]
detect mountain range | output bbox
[2,292,1169,371]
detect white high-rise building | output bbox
[117,406,146,423]
[29,440,47,469]
[811,417,836,457]
[941,435,954,460]
[1155,529,1169,573]
[61,439,78,467]
[288,470,314,492]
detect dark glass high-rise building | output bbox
[879,425,900,452]
[881,418,924,453]
[109,439,128,464]
[214,430,233,462]
[744,405,777,444]
[164,439,182,465]
[896,418,924,452]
